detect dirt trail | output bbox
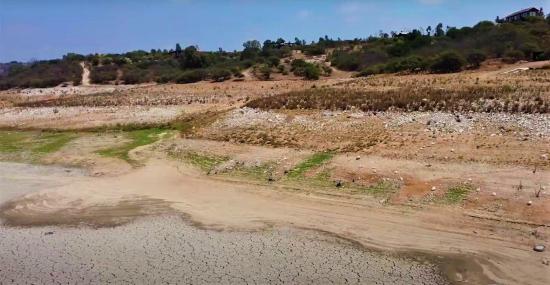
[80,62,91,86]
[1,160,548,284]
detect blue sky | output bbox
[1,0,549,62]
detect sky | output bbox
[1,0,549,62]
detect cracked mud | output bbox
[0,215,448,284]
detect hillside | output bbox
[1,16,549,90]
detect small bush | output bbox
[503,50,525,63]
[176,69,208,84]
[258,65,272,80]
[122,67,149,84]
[209,68,232,82]
[303,64,320,80]
[430,51,466,73]
[466,50,487,68]
[356,65,382,77]
[90,65,118,84]
[291,59,321,80]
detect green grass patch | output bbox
[444,184,473,204]
[32,132,76,154]
[180,151,228,173]
[0,131,76,160]
[0,131,29,153]
[228,163,275,181]
[355,180,399,197]
[287,152,334,179]
[97,128,167,163]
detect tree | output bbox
[243,40,261,50]
[426,26,432,36]
[302,64,320,80]
[430,51,466,73]
[258,64,271,80]
[175,43,182,57]
[210,68,232,82]
[467,50,487,68]
[435,23,445,37]
[181,46,206,69]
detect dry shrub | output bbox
[246,86,549,113]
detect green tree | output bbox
[435,23,445,37]
[303,64,320,80]
[258,64,271,80]
[466,50,487,68]
[243,40,261,50]
[430,51,466,73]
[175,43,182,57]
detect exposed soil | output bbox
[1,62,550,284]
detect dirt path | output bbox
[1,160,548,284]
[80,62,91,86]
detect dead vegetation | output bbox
[246,85,549,113]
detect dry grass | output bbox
[246,85,549,113]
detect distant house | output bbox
[500,7,544,22]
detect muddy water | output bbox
[0,162,450,284]
[0,216,448,284]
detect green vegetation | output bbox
[0,131,76,160]
[0,131,28,153]
[0,59,82,90]
[290,59,323,80]
[97,128,167,163]
[2,15,549,88]
[177,151,228,172]
[228,163,274,181]
[444,184,474,204]
[356,181,399,197]
[429,51,466,73]
[334,18,550,75]
[90,64,118,84]
[32,132,76,154]
[287,152,334,179]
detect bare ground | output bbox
[1,62,550,284]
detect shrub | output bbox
[430,51,466,73]
[176,69,208,84]
[303,64,320,80]
[0,60,82,90]
[503,50,525,63]
[330,51,361,71]
[267,56,280,67]
[356,65,382,77]
[466,50,487,68]
[257,65,272,80]
[209,68,232,82]
[290,59,321,80]
[90,65,118,84]
[121,67,149,84]
[321,65,332,76]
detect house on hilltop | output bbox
[498,7,544,22]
